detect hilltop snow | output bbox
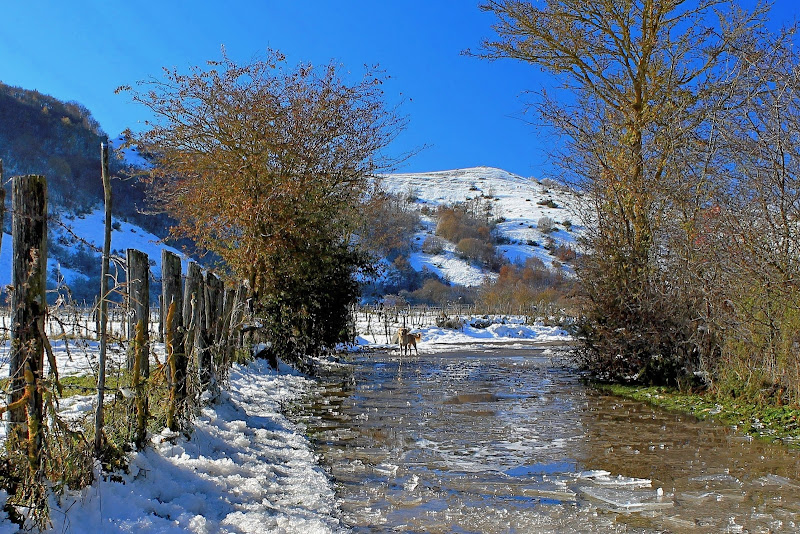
[379,166,582,286]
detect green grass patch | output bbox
[57,374,125,396]
[594,383,800,447]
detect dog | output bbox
[392,327,422,356]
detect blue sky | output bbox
[1,1,798,178]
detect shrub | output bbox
[436,206,480,243]
[405,185,420,203]
[538,216,555,233]
[358,189,420,260]
[537,198,559,208]
[435,201,496,245]
[554,244,577,263]
[456,238,497,267]
[478,259,575,314]
[422,235,445,255]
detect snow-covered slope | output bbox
[381,166,583,286]
[0,208,187,289]
[0,166,581,295]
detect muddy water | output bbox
[292,348,800,533]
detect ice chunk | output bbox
[374,463,399,477]
[689,473,743,488]
[755,474,800,489]
[576,470,652,488]
[579,486,674,512]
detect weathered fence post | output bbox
[205,272,224,345]
[198,272,222,390]
[183,262,204,386]
[9,175,47,472]
[95,142,112,453]
[162,250,185,431]
[228,283,248,357]
[157,295,164,343]
[217,286,234,369]
[126,248,150,378]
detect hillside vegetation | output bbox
[366,167,580,311]
[0,82,160,233]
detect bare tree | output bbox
[708,24,800,401]
[476,0,765,384]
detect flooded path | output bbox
[291,348,800,532]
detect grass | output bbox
[0,373,125,398]
[594,383,800,447]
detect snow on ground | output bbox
[354,315,572,349]
[13,360,346,534]
[407,251,492,287]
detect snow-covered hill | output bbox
[0,209,187,297]
[380,166,583,286]
[0,166,581,298]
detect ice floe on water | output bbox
[577,486,673,512]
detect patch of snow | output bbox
[407,251,493,287]
[42,360,346,533]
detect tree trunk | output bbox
[9,174,47,473]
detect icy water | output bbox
[292,348,800,533]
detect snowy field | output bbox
[0,315,571,533]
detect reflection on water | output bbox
[291,349,800,533]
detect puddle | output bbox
[291,349,800,533]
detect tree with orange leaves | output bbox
[121,50,406,361]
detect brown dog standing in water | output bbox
[392,327,422,356]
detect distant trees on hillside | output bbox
[436,202,504,270]
[122,50,406,360]
[0,83,109,212]
[357,182,421,261]
[479,258,575,314]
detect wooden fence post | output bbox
[95,142,112,453]
[126,249,150,377]
[183,262,204,386]
[197,271,221,390]
[162,250,185,431]
[228,283,248,356]
[157,295,164,343]
[9,175,47,472]
[205,272,224,345]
